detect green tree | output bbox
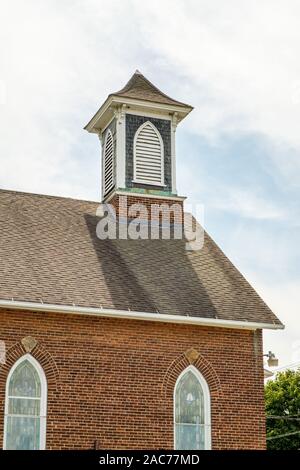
[265,369,300,450]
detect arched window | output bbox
[103,129,115,196]
[174,365,211,450]
[134,121,164,186]
[4,354,47,450]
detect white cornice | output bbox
[84,96,113,133]
[84,95,192,133]
[0,299,284,331]
[125,109,172,120]
[116,96,192,115]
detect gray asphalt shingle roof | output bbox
[0,189,282,326]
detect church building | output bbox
[0,71,283,450]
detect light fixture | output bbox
[264,351,278,367]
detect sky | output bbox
[0,0,299,372]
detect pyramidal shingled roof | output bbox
[110,70,193,108]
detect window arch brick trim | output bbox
[0,340,59,391]
[162,350,222,399]
[162,350,223,450]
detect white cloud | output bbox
[210,187,284,220]
[177,154,286,221]
[219,222,296,285]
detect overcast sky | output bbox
[1,0,299,371]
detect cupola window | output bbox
[103,129,115,196]
[134,121,164,186]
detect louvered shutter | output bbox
[103,130,115,196]
[134,122,164,185]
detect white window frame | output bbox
[133,121,165,187]
[3,353,47,450]
[174,365,211,450]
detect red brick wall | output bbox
[107,193,184,223]
[0,308,266,450]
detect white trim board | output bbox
[125,109,172,120]
[0,299,284,330]
[104,190,186,202]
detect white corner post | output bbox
[171,112,178,194]
[98,132,105,200]
[115,104,126,190]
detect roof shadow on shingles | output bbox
[84,214,219,319]
[84,214,157,313]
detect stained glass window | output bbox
[4,356,46,450]
[174,368,210,450]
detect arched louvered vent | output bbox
[103,129,115,196]
[134,121,164,185]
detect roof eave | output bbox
[84,95,113,133]
[0,299,285,330]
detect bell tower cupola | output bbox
[84,70,193,205]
